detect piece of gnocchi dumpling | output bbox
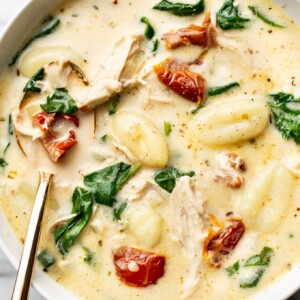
[124,203,162,248]
[19,46,85,78]
[191,99,269,145]
[111,112,169,168]
[238,162,293,233]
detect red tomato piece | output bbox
[162,13,217,49]
[203,218,245,268]
[153,58,206,104]
[32,112,56,132]
[59,114,80,127]
[42,130,77,162]
[113,246,165,287]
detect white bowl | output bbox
[0,1,299,299]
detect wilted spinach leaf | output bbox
[108,94,120,115]
[217,0,250,30]
[0,158,8,167]
[208,82,240,97]
[84,162,140,206]
[153,0,204,16]
[41,88,78,114]
[141,17,155,40]
[9,16,60,66]
[248,6,284,28]
[54,187,93,255]
[244,247,273,267]
[113,202,127,221]
[240,268,265,288]
[37,249,56,271]
[154,167,195,193]
[225,260,240,276]
[23,68,45,93]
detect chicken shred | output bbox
[170,176,205,299]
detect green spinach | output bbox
[244,247,273,267]
[3,114,13,155]
[0,158,8,167]
[191,105,204,115]
[9,16,60,66]
[154,167,195,193]
[226,261,240,276]
[141,17,155,40]
[84,162,141,206]
[37,249,56,271]
[240,268,265,288]
[248,6,284,28]
[108,94,120,115]
[82,246,94,265]
[41,88,78,114]
[54,187,93,255]
[152,39,159,52]
[217,0,250,30]
[113,202,127,221]
[153,0,205,16]
[268,92,300,144]
[208,82,240,97]
[23,68,45,93]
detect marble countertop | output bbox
[0,1,300,300]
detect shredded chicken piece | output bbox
[162,13,217,49]
[170,176,205,299]
[89,206,110,234]
[214,152,246,189]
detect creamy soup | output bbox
[1,0,300,299]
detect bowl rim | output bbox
[0,1,300,300]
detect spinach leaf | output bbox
[153,0,205,16]
[240,268,265,288]
[226,261,240,276]
[152,39,159,52]
[268,92,300,144]
[82,246,94,265]
[9,16,60,66]
[244,247,273,267]
[164,121,171,136]
[84,162,141,207]
[3,114,13,155]
[23,68,45,93]
[217,0,250,30]
[54,187,93,255]
[37,249,56,271]
[248,6,284,28]
[0,158,8,167]
[191,105,204,115]
[113,202,127,221]
[208,82,240,97]
[108,94,120,115]
[41,88,78,114]
[100,134,107,142]
[154,167,195,193]
[141,17,155,40]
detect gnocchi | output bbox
[190,99,269,146]
[237,162,293,233]
[19,46,85,77]
[111,112,169,168]
[124,203,162,248]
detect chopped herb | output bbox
[41,88,78,114]
[226,261,240,276]
[0,158,8,167]
[244,247,273,267]
[153,0,205,16]
[217,0,250,30]
[37,249,56,271]
[4,114,13,155]
[154,167,195,193]
[248,6,284,28]
[9,16,60,66]
[82,246,94,265]
[141,17,155,40]
[164,121,171,136]
[208,82,240,97]
[101,134,107,142]
[113,202,127,221]
[268,92,300,144]
[191,105,204,114]
[53,187,93,255]
[240,268,265,288]
[289,233,294,238]
[23,68,45,93]
[108,94,120,115]
[84,162,141,206]
[152,39,159,52]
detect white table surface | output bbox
[0,1,300,300]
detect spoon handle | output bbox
[11,171,53,300]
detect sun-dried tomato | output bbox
[203,217,245,268]
[113,246,165,287]
[162,13,217,49]
[42,130,77,162]
[153,58,206,104]
[32,112,56,132]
